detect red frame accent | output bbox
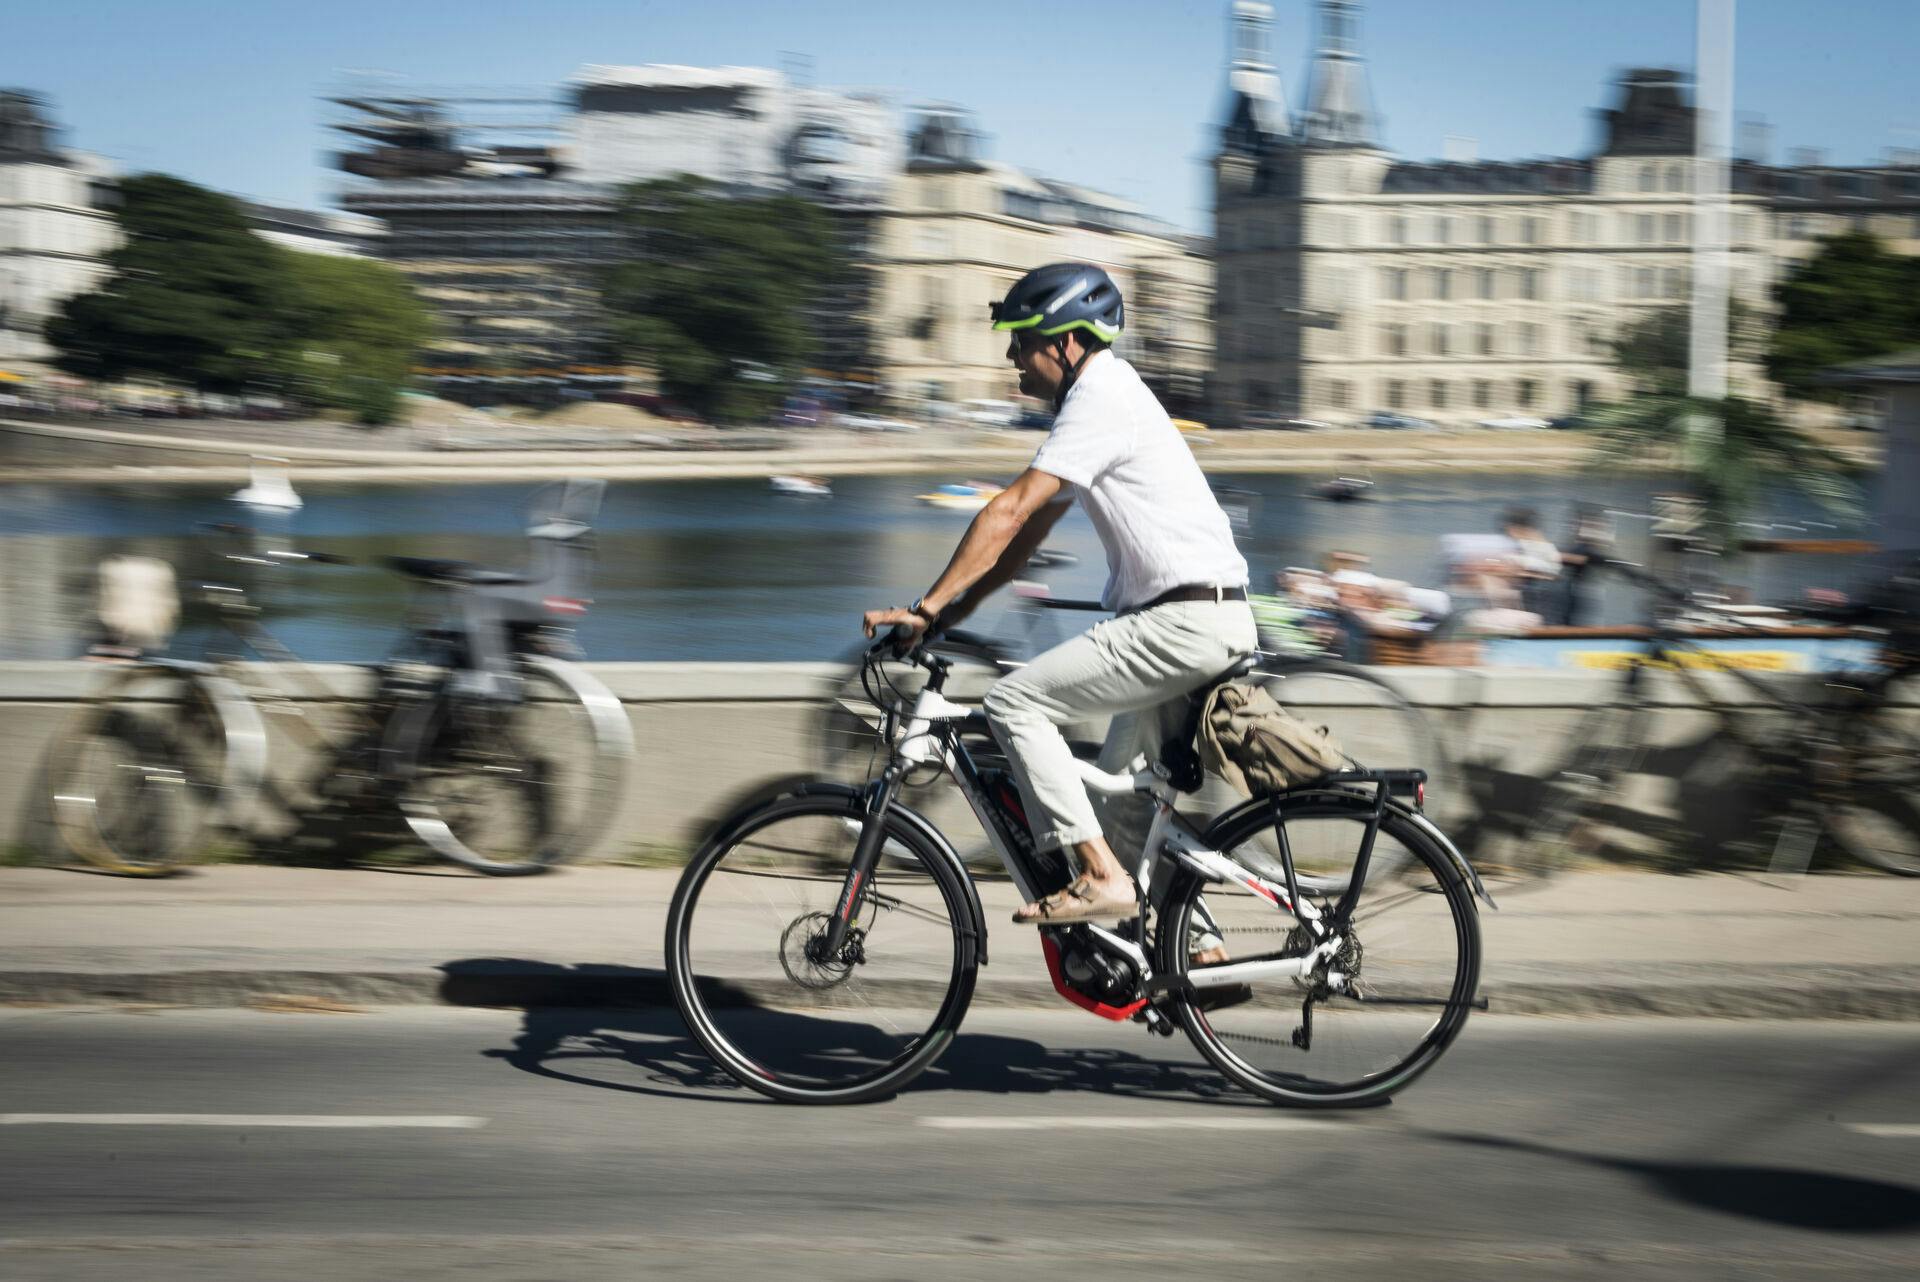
[1040,934,1148,1022]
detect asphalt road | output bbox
[2,1007,1917,1281]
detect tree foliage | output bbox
[279,252,431,425]
[44,174,429,425]
[1608,298,1761,398]
[601,176,844,422]
[1581,393,1859,545]
[1764,231,1920,402]
[46,174,294,393]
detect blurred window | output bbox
[1472,379,1492,408]
[1430,380,1449,409]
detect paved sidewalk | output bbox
[1,865,1916,1017]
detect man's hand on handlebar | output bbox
[862,606,932,648]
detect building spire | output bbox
[1298,0,1378,147]
[1221,1,1287,147]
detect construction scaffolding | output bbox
[327,78,623,401]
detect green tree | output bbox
[1581,392,1859,546]
[1609,297,1762,397]
[279,251,431,426]
[1765,231,1920,402]
[601,176,844,422]
[45,174,296,393]
[1586,298,1862,544]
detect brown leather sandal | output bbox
[1011,877,1137,925]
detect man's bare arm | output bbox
[936,495,1072,629]
[861,468,1065,639]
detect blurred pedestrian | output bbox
[1502,508,1561,619]
[1553,505,1613,626]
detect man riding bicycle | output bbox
[863,262,1255,935]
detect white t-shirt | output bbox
[1030,351,1249,611]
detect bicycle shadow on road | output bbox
[1430,1132,1920,1234]
[442,958,1259,1108]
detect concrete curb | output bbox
[5,966,1918,1020]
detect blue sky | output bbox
[6,1,1915,231]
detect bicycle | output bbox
[1490,556,1920,882]
[667,634,1491,1107]
[45,480,632,876]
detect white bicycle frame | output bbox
[893,685,1348,994]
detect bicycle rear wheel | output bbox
[1217,657,1450,890]
[46,665,263,876]
[1161,791,1480,1107]
[667,790,979,1104]
[395,656,632,875]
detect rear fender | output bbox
[1203,789,1496,910]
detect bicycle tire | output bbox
[393,655,633,876]
[667,789,979,1104]
[1160,790,1480,1107]
[1820,666,1920,875]
[46,664,265,876]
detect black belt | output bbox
[1119,584,1249,617]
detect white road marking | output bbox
[0,1114,486,1129]
[918,1116,1347,1132]
[1843,1122,1920,1138]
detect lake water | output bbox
[0,470,1878,662]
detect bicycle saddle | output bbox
[385,556,531,587]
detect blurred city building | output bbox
[1212,1,1920,427]
[0,90,118,373]
[329,81,624,403]
[873,105,1213,412]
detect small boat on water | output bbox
[1313,475,1373,503]
[771,474,832,498]
[231,460,302,511]
[916,481,1003,512]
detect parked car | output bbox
[1171,418,1210,434]
[1477,415,1551,431]
[1547,413,1590,430]
[960,398,1020,427]
[1014,408,1055,430]
[1239,410,1326,431]
[834,412,918,433]
[1361,411,1435,431]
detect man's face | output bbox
[1008,332,1070,400]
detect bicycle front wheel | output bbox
[1161,791,1480,1107]
[394,656,632,876]
[46,664,264,876]
[667,790,979,1104]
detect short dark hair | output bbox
[1502,507,1540,530]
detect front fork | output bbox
[816,766,905,958]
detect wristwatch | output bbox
[911,597,940,625]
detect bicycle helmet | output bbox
[990,263,1125,410]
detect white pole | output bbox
[1688,0,1734,405]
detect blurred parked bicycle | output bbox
[1482,554,1920,884]
[45,480,632,876]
